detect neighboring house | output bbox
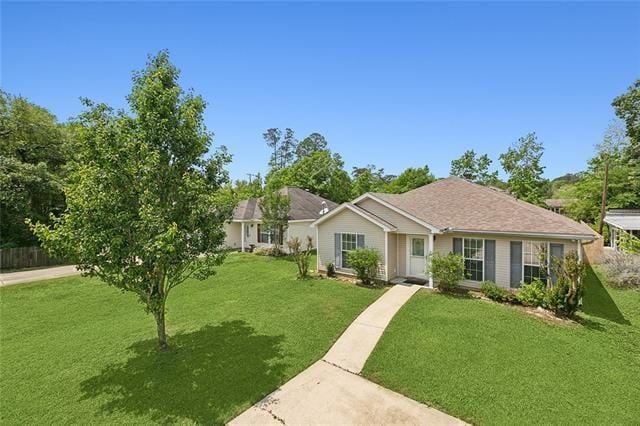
[312,177,598,289]
[603,209,640,250]
[224,187,338,252]
[544,198,576,215]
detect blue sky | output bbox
[2,2,639,182]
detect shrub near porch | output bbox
[363,266,640,425]
[0,253,383,425]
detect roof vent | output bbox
[319,201,329,216]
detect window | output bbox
[523,241,546,284]
[463,238,483,281]
[245,224,250,238]
[258,224,274,244]
[341,233,358,268]
[411,238,425,257]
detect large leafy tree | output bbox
[568,120,640,225]
[351,164,387,197]
[612,79,640,160]
[450,150,498,185]
[499,132,548,205]
[31,52,233,350]
[0,92,69,248]
[385,165,435,194]
[266,150,352,203]
[232,173,264,200]
[296,132,327,159]
[611,79,640,201]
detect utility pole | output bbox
[247,173,255,184]
[598,160,609,236]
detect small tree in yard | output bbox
[287,236,313,279]
[259,190,290,256]
[29,51,233,351]
[348,247,381,286]
[428,252,465,292]
[543,251,586,317]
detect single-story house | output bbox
[224,187,338,252]
[312,176,598,289]
[604,209,640,250]
[544,198,576,215]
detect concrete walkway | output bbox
[0,265,80,287]
[231,284,466,425]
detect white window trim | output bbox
[462,237,485,282]
[521,241,551,284]
[338,232,364,269]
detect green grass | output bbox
[363,266,640,425]
[0,253,383,425]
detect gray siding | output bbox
[434,233,576,289]
[316,208,387,279]
[356,198,430,234]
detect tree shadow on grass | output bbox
[80,320,288,424]
[581,266,630,325]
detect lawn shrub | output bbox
[326,262,336,277]
[600,251,640,290]
[254,246,283,257]
[428,252,464,292]
[481,281,513,303]
[544,277,584,316]
[516,279,547,307]
[253,247,271,256]
[348,248,381,285]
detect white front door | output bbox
[409,236,427,277]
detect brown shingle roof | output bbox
[370,177,596,238]
[232,187,338,221]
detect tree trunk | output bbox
[154,308,169,351]
[598,161,609,236]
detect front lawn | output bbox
[363,266,640,425]
[0,253,383,425]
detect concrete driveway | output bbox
[0,265,80,287]
[231,284,466,425]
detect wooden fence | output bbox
[0,246,63,270]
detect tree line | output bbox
[2,67,639,250]
[1,50,637,350]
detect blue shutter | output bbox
[453,238,463,255]
[510,241,523,288]
[549,243,564,284]
[357,234,365,248]
[334,233,341,268]
[484,240,496,282]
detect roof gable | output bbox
[311,203,397,231]
[372,177,597,239]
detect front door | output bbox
[409,236,427,277]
